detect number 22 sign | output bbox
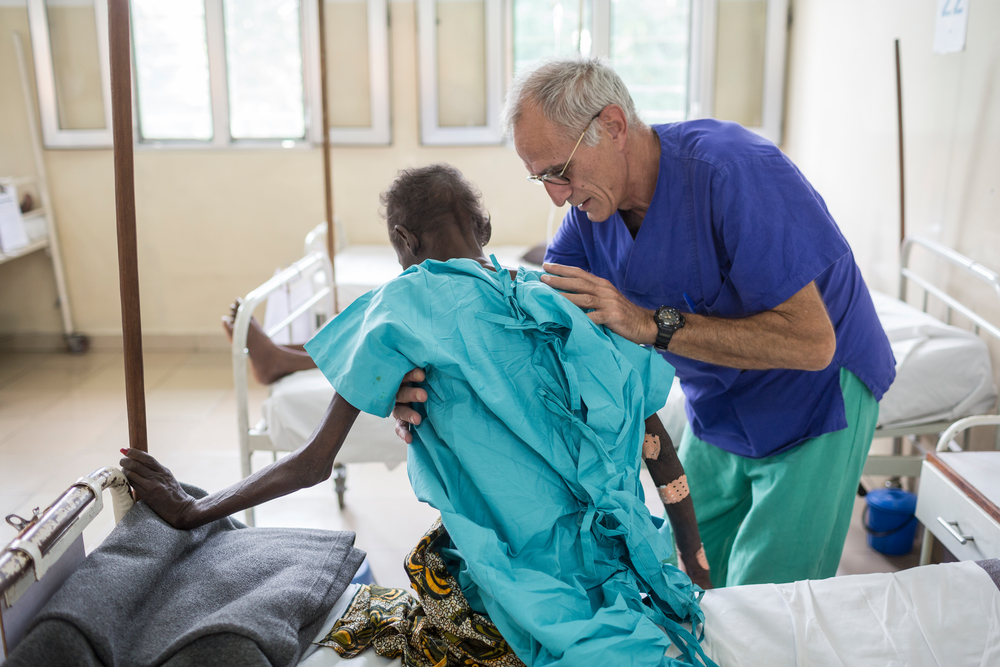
[934,0,970,54]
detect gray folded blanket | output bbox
[9,485,364,667]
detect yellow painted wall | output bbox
[0,1,556,341]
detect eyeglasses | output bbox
[526,111,602,187]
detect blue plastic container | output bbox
[864,488,918,556]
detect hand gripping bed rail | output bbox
[232,250,335,526]
[0,467,133,607]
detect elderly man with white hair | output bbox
[495,57,896,588]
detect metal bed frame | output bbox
[862,236,1000,478]
[1,468,133,658]
[231,247,337,527]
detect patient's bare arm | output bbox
[643,414,712,590]
[120,393,361,529]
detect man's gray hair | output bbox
[501,57,644,147]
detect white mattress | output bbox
[264,369,405,467]
[298,561,1000,666]
[872,290,997,428]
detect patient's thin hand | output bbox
[119,448,197,529]
[392,368,427,444]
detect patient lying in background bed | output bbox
[124,164,715,667]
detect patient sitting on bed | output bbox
[124,164,715,667]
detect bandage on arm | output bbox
[642,414,710,585]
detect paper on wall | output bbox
[933,0,971,55]
[0,185,30,254]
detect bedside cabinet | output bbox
[916,451,1000,565]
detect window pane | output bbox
[436,0,486,128]
[512,0,590,78]
[225,0,305,139]
[610,0,690,124]
[326,0,371,128]
[713,0,766,127]
[45,0,105,130]
[132,0,213,141]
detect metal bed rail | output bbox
[231,250,335,526]
[1,467,132,606]
[864,236,1000,478]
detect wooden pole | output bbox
[108,0,147,452]
[317,0,339,313]
[895,39,905,246]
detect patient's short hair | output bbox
[381,164,491,247]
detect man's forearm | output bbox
[636,283,836,371]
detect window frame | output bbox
[26,0,114,149]
[302,0,392,146]
[688,0,790,145]
[416,0,505,146]
[508,0,789,145]
[26,0,392,149]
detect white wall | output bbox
[783,0,999,329]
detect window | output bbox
[303,0,391,145]
[26,0,391,148]
[26,0,113,148]
[511,0,789,144]
[416,0,505,145]
[691,0,789,144]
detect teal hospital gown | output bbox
[304,257,714,667]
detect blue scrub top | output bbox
[305,258,714,667]
[546,120,896,458]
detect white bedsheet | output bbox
[871,290,997,428]
[298,561,1000,667]
[264,368,405,467]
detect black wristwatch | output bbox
[653,306,685,351]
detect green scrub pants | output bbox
[678,368,879,587]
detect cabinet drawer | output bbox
[916,461,1000,561]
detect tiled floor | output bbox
[0,350,917,590]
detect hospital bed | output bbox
[2,466,999,666]
[862,236,999,478]
[234,233,999,504]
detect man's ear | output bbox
[393,225,419,255]
[600,104,629,149]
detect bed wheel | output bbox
[334,463,347,510]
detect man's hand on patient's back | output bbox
[119,448,197,529]
[392,368,428,444]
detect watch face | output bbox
[656,307,682,328]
